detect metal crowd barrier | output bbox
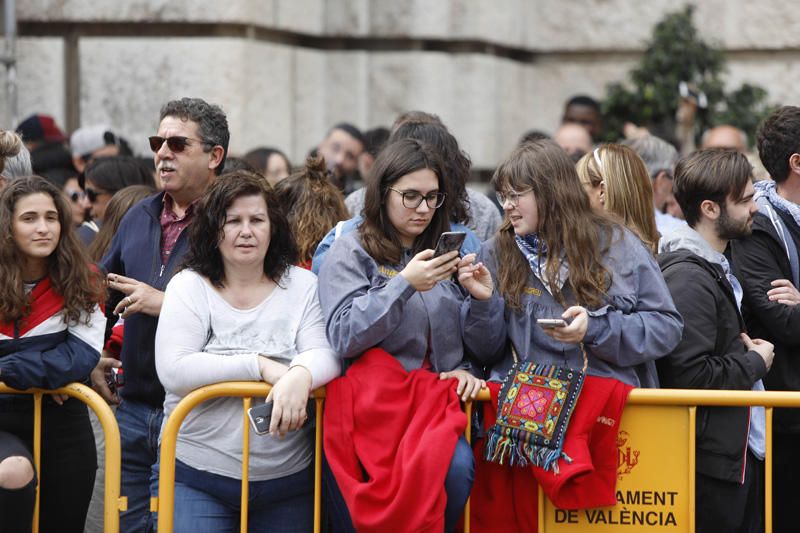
[532,388,800,533]
[153,382,326,533]
[0,382,125,533]
[155,385,796,533]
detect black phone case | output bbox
[248,402,273,435]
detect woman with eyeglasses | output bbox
[318,138,496,532]
[576,144,661,253]
[0,176,106,533]
[465,140,682,530]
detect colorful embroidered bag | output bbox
[484,343,587,473]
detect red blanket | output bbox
[323,348,467,533]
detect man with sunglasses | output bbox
[94,97,228,532]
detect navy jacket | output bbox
[101,192,190,408]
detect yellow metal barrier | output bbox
[154,382,326,533]
[534,388,800,533]
[155,385,793,532]
[0,382,125,533]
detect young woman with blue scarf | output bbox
[462,139,683,530]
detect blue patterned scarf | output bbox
[514,234,569,295]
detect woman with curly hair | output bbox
[0,176,106,532]
[154,170,339,531]
[273,156,349,269]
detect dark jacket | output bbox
[657,250,767,483]
[731,212,800,433]
[101,192,190,408]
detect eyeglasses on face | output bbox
[148,135,214,154]
[387,188,446,209]
[495,188,532,207]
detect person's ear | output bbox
[208,146,225,172]
[699,199,720,221]
[789,153,800,176]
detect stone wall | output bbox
[3,0,799,168]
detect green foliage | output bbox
[602,5,773,145]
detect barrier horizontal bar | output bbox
[0,382,124,532]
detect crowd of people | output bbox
[0,94,798,533]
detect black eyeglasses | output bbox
[86,187,112,203]
[148,135,214,154]
[387,188,446,209]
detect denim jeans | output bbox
[116,400,163,533]
[324,436,474,532]
[151,458,313,533]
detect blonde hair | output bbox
[581,144,659,254]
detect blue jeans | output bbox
[324,436,474,532]
[152,459,313,533]
[117,400,163,533]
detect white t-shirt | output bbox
[155,267,339,481]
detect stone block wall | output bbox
[3,0,799,169]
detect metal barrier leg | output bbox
[31,392,42,533]
[241,398,251,533]
[314,397,324,533]
[463,401,472,533]
[766,407,773,533]
[688,406,696,533]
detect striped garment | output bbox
[0,277,105,390]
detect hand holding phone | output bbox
[433,231,466,258]
[247,401,273,436]
[537,318,568,329]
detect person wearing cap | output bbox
[16,114,77,187]
[70,125,133,173]
[94,97,228,531]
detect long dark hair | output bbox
[360,138,452,265]
[493,140,615,310]
[0,176,104,324]
[181,170,297,287]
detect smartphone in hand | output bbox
[537,318,568,329]
[433,231,467,258]
[247,401,273,436]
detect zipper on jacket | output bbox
[159,264,165,278]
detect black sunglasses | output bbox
[86,187,112,203]
[65,189,85,203]
[148,135,213,154]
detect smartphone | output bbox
[433,231,467,258]
[247,401,273,436]
[537,318,568,329]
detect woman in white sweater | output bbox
[154,170,339,532]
